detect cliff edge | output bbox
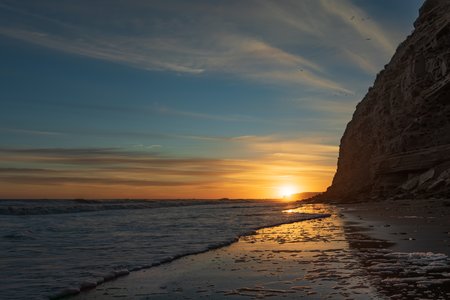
[324,0,450,201]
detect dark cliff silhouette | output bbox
[323,0,450,202]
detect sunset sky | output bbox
[0,0,423,199]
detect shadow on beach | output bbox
[340,199,450,299]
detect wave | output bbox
[48,212,331,300]
[0,199,240,215]
[0,200,330,300]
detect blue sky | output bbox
[0,0,423,199]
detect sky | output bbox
[0,0,424,199]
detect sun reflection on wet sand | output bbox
[282,205,325,214]
[75,204,380,299]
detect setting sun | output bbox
[278,185,298,198]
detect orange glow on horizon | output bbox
[277,185,299,199]
[0,142,336,199]
[0,181,325,200]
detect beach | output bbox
[0,199,328,299]
[338,198,450,299]
[74,204,377,299]
[1,1,449,300]
[73,200,450,299]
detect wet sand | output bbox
[339,198,450,255]
[338,198,450,299]
[74,201,450,299]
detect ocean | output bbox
[0,199,328,299]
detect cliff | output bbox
[325,0,450,201]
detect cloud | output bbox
[153,103,263,123]
[0,143,337,198]
[0,127,63,136]
[0,0,377,93]
[0,175,207,187]
[0,26,350,92]
[342,49,380,75]
[0,0,412,95]
[319,0,396,56]
[248,69,352,93]
[3,97,267,125]
[213,35,323,73]
[0,27,205,74]
[0,0,412,93]
[284,95,358,116]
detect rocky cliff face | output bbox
[325,0,450,201]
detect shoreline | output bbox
[72,204,371,299]
[49,209,331,300]
[72,200,450,299]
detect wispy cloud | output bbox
[153,103,263,123]
[0,26,350,92]
[0,27,206,74]
[284,95,359,116]
[342,49,380,75]
[319,0,396,56]
[0,127,63,136]
[0,0,403,92]
[252,0,400,76]
[4,96,268,124]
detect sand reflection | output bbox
[221,204,377,298]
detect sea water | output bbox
[0,199,327,299]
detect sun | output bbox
[278,185,298,199]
